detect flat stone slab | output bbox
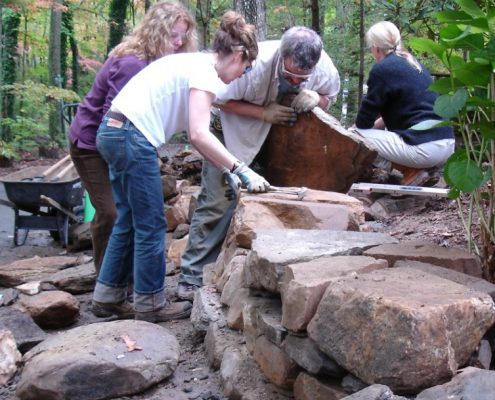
[0,256,81,287]
[46,262,96,294]
[342,384,408,399]
[363,241,482,278]
[307,267,495,393]
[0,306,47,353]
[416,367,495,400]
[229,194,361,249]
[245,229,398,293]
[396,260,495,300]
[16,320,180,400]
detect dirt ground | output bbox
[0,155,474,400]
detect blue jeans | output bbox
[179,115,237,286]
[93,116,167,312]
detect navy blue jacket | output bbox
[355,53,453,145]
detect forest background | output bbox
[3,0,495,278]
[0,0,458,161]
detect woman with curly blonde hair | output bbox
[69,1,197,275]
[110,1,198,58]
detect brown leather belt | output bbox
[107,110,127,122]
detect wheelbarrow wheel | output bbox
[48,208,70,247]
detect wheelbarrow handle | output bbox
[0,198,16,209]
[50,161,75,182]
[41,155,71,179]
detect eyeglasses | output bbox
[170,30,188,42]
[281,58,313,81]
[231,45,252,75]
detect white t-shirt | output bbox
[112,52,224,148]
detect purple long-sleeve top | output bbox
[69,55,148,151]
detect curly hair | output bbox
[212,11,258,62]
[109,1,198,61]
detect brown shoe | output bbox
[400,169,430,186]
[135,300,192,323]
[392,163,429,186]
[92,300,134,319]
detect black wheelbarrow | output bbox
[0,166,84,246]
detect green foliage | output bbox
[410,0,495,277]
[0,140,19,160]
[1,81,80,152]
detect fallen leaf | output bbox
[121,335,143,352]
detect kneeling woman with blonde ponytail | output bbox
[354,20,455,186]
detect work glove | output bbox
[232,162,270,193]
[262,103,297,126]
[291,89,320,113]
[222,171,241,201]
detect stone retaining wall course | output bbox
[245,229,398,293]
[364,241,482,278]
[281,255,388,332]
[307,267,495,393]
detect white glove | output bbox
[262,103,297,125]
[222,171,241,201]
[232,162,270,193]
[291,89,320,113]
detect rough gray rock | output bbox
[307,267,495,393]
[16,320,180,400]
[416,367,495,400]
[0,306,47,353]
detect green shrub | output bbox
[410,0,495,279]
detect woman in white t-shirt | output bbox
[92,11,269,323]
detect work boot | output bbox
[92,300,134,319]
[135,300,192,323]
[177,282,200,301]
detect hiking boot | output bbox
[92,300,134,319]
[135,300,192,323]
[177,282,200,301]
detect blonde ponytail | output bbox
[366,21,422,72]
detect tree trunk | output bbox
[61,1,78,91]
[358,0,364,106]
[0,4,3,141]
[48,0,63,154]
[234,0,266,41]
[311,0,320,34]
[195,0,211,49]
[21,12,28,83]
[1,7,21,142]
[107,0,130,54]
